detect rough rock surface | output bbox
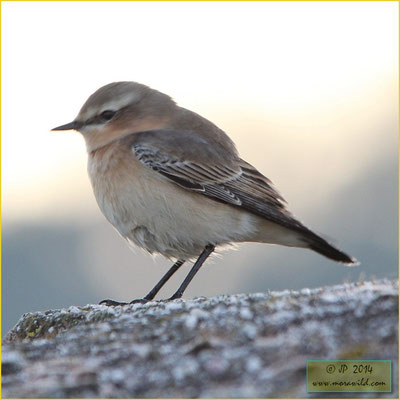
[2,279,398,398]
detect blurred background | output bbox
[2,1,398,335]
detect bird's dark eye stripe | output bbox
[84,110,117,125]
[100,110,117,121]
[84,109,120,126]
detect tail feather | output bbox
[305,232,358,265]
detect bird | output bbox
[52,81,357,306]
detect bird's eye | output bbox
[100,110,116,121]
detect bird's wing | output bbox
[128,129,305,232]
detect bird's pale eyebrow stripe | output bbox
[101,93,141,114]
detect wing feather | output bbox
[130,130,299,230]
[124,129,356,264]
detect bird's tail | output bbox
[304,230,358,265]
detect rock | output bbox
[2,279,398,398]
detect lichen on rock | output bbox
[2,279,398,398]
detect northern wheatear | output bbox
[52,81,357,305]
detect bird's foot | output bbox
[164,293,182,301]
[99,299,128,306]
[129,298,149,305]
[100,298,151,306]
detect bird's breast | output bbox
[87,142,259,259]
[87,144,156,234]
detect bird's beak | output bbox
[51,121,80,131]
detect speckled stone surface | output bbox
[2,280,398,398]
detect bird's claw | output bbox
[129,298,149,305]
[99,299,128,307]
[100,298,150,306]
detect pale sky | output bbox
[2,1,398,334]
[2,1,398,223]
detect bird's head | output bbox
[52,81,175,152]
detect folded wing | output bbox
[125,129,356,265]
[129,129,308,234]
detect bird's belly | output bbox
[89,161,258,259]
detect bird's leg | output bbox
[99,259,185,306]
[130,259,185,303]
[167,244,215,301]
